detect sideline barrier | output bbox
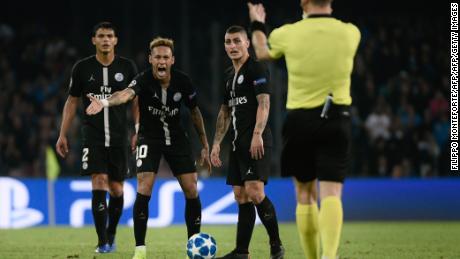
[0,177,459,228]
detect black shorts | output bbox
[80,146,128,182]
[281,105,351,183]
[135,138,196,176]
[227,144,271,186]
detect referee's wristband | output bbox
[250,21,267,35]
[101,99,109,108]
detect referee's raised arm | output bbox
[247,3,273,61]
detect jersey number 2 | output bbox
[82,148,89,162]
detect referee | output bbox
[248,1,360,259]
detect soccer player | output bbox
[85,37,211,259]
[55,22,138,253]
[210,25,284,259]
[247,1,360,258]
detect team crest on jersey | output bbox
[237,74,244,84]
[136,159,143,167]
[115,73,124,82]
[82,162,88,170]
[173,92,182,102]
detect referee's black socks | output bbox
[133,193,151,246]
[107,194,124,245]
[185,197,202,238]
[92,190,108,246]
[235,202,256,254]
[255,196,282,252]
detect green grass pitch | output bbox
[0,222,459,258]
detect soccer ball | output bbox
[186,232,217,259]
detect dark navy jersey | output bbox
[129,68,197,145]
[223,57,272,149]
[68,55,138,147]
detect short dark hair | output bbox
[92,22,116,36]
[225,25,248,36]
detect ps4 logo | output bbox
[0,177,44,228]
[0,178,262,228]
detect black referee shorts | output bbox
[80,146,129,182]
[227,144,271,186]
[281,104,351,183]
[135,138,196,176]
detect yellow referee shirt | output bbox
[268,15,360,109]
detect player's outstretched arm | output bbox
[248,3,273,61]
[86,88,135,115]
[56,96,79,158]
[250,93,270,160]
[211,105,231,167]
[191,106,211,172]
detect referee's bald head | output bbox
[303,0,333,7]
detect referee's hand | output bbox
[250,134,264,160]
[248,2,266,23]
[86,94,104,115]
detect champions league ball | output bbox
[186,233,217,259]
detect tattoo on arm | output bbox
[254,94,270,135]
[213,105,231,145]
[108,88,135,106]
[191,106,209,148]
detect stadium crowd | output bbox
[0,14,450,178]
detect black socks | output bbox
[133,192,151,246]
[107,194,124,245]
[235,202,256,254]
[185,197,202,238]
[255,196,282,249]
[92,190,108,246]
